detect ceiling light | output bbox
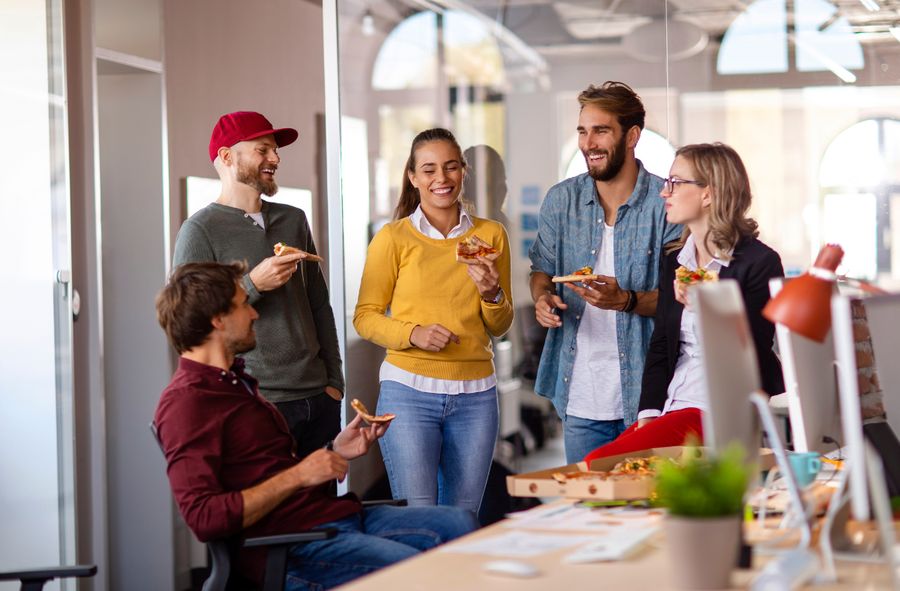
[858,0,880,11]
[791,35,857,83]
[361,11,375,36]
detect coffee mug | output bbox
[787,452,822,487]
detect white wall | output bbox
[97,70,175,590]
[164,0,327,241]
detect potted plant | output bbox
[654,444,751,590]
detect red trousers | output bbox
[583,408,704,464]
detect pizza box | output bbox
[507,446,690,501]
[506,446,776,501]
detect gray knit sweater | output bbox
[173,201,344,402]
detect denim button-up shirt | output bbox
[528,164,681,425]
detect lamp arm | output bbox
[837,276,888,295]
[749,391,812,548]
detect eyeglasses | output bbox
[664,177,705,193]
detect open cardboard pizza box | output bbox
[507,446,776,501]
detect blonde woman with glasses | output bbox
[584,142,784,462]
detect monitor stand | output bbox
[818,441,898,585]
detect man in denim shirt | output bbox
[529,82,681,463]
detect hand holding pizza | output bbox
[249,253,306,292]
[565,274,628,311]
[465,255,501,301]
[673,266,718,307]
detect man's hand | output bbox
[333,414,389,460]
[637,417,656,429]
[288,448,349,485]
[324,386,343,401]
[248,252,307,292]
[565,274,628,311]
[465,256,501,301]
[534,292,566,328]
[410,324,460,352]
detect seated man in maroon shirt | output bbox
[154,261,477,589]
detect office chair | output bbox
[0,565,97,591]
[150,421,405,591]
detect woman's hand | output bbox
[465,256,501,301]
[673,279,690,308]
[410,324,460,352]
[637,417,656,429]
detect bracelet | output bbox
[622,289,638,313]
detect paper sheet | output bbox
[440,530,601,557]
[505,503,664,533]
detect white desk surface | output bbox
[335,500,894,590]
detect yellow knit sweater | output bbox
[353,216,514,380]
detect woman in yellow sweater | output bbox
[354,128,514,515]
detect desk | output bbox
[335,501,893,590]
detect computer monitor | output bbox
[692,280,762,459]
[769,278,842,454]
[831,292,900,521]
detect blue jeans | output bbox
[286,504,477,590]
[563,415,626,464]
[376,381,498,513]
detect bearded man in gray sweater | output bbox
[173,111,343,459]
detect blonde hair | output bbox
[665,143,759,257]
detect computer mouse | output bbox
[481,560,541,578]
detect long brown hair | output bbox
[394,128,467,220]
[665,143,759,258]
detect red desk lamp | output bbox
[763,244,885,343]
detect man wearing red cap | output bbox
[173,111,344,459]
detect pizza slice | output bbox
[675,266,718,285]
[456,235,499,264]
[350,398,396,425]
[552,265,602,284]
[273,242,324,263]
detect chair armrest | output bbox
[0,565,97,581]
[361,499,407,507]
[243,528,337,548]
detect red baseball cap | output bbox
[208,111,299,162]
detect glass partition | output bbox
[0,0,74,584]
[332,0,900,482]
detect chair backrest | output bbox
[149,421,232,591]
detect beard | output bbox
[229,329,257,356]
[585,132,628,182]
[236,155,278,197]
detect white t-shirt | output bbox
[379,205,497,395]
[566,223,623,420]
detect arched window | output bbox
[819,118,900,280]
[370,10,507,216]
[561,128,676,181]
[371,11,505,90]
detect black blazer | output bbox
[639,236,785,414]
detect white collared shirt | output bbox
[638,234,731,420]
[410,204,473,239]
[379,205,496,395]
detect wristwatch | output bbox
[483,288,504,304]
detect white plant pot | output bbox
[665,514,742,589]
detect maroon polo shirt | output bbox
[154,357,360,582]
